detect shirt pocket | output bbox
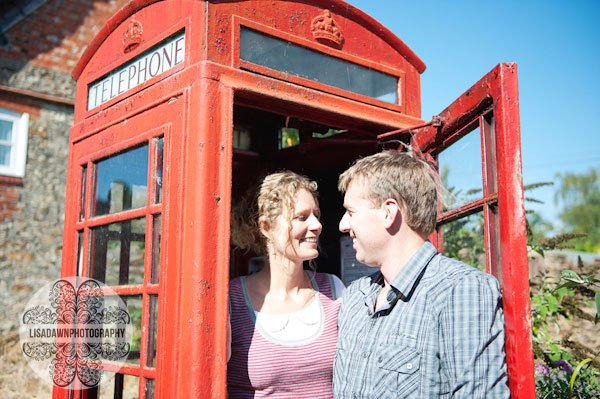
[374,345,421,397]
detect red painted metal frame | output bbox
[63,1,534,398]
[415,63,536,398]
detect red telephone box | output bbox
[59,0,535,398]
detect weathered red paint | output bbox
[415,64,536,398]
[59,1,534,398]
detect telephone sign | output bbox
[87,31,185,110]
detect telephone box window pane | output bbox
[437,125,483,211]
[80,165,87,221]
[97,372,140,398]
[240,27,398,103]
[77,231,83,277]
[95,371,115,398]
[147,295,158,367]
[123,295,143,365]
[145,379,155,399]
[89,218,146,286]
[441,213,485,271]
[93,144,149,216]
[151,214,161,284]
[154,137,163,204]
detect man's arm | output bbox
[439,273,511,398]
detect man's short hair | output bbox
[338,150,438,235]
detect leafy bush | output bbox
[535,359,600,399]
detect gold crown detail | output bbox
[311,10,343,47]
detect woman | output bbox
[228,171,344,398]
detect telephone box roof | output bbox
[72,0,426,80]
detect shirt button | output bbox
[362,352,369,358]
[378,356,383,363]
[406,363,413,370]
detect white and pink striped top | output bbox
[228,272,341,398]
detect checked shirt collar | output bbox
[360,241,437,315]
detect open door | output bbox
[380,63,535,398]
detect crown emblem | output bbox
[123,19,143,53]
[311,10,343,48]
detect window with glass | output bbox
[239,27,399,104]
[74,133,164,399]
[0,106,29,178]
[436,112,500,276]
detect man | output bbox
[333,151,510,398]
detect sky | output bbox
[347,0,600,231]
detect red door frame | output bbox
[412,63,536,398]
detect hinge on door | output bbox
[377,115,444,140]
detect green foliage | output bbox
[555,269,600,324]
[536,362,600,399]
[555,168,600,252]
[530,275,574,362]
[438,166,485,270]
[441,214,485,271]
[570,358,593,396]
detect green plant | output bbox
[530,275,575,362]
[555,269,600,324]
[536,359,600,399]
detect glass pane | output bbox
[93,144,149,216]
[233,125,251,150]
[147,295,158,367]
[0,144,11,166]
[145,379,155,399]
[123,295,143,365]
[122,374,140,399]
[154,137,164,204]
[97,371,115,399]
[240,27,398,103]
[77,231,84,277]
[437,125,483,211]
[441,213,485,271]
[89,218,146,286]
[80,165,88,221]
[97,372,140,399]
[0,119,12,141]
[151,214,161,284]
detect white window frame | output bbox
[0,107,29,178]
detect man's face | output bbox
[339,179,387,266]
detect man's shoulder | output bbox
[426,254,501,295]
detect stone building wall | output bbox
[0,0,129,334]
[0,101,72,332]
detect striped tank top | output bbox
[228,272,341,398]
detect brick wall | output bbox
[0,0,130,100]
[0,182,20,223]
[1,0,130,76]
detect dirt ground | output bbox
[0,332,52,398]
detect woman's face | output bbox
[266,189,322,263]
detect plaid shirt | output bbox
[333,242,510,399]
